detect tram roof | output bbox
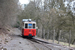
[22,19,31,22]
[22,19,36,23]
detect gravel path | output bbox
[0,28,75,50]
[2,36,36,50]
[1,28,36,50]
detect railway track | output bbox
[10,34,74,50]
[27,37,74,50]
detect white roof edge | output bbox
[22,19,32,22]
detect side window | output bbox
[22,22,24,28]
[33,24,35,29]
[25,23,28,28]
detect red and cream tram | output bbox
[22,19,37,37]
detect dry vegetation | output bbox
[0,0,19,48]
[0,0,19,29]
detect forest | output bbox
[0,0,75,46]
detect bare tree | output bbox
[0,0,19,28]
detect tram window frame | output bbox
[25,23,28,28]
[33,24,35,29]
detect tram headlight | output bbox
[36,27,38,29]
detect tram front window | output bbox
[28,24,32,28]
[25,24,28,28]
[33,24,35,29]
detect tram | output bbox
[22,19,37,37]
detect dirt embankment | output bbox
[0,26,14,49]
[0,26,36,50]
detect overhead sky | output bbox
[19,0,29,4]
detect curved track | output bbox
[27,37,74,50]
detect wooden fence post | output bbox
[69,30,71,47]
[58,30,61,44]
[37,29,39,36]
[53,30,55,43]
[44,29,45,39]
[47,30,49,39]
[42,27,43,38]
